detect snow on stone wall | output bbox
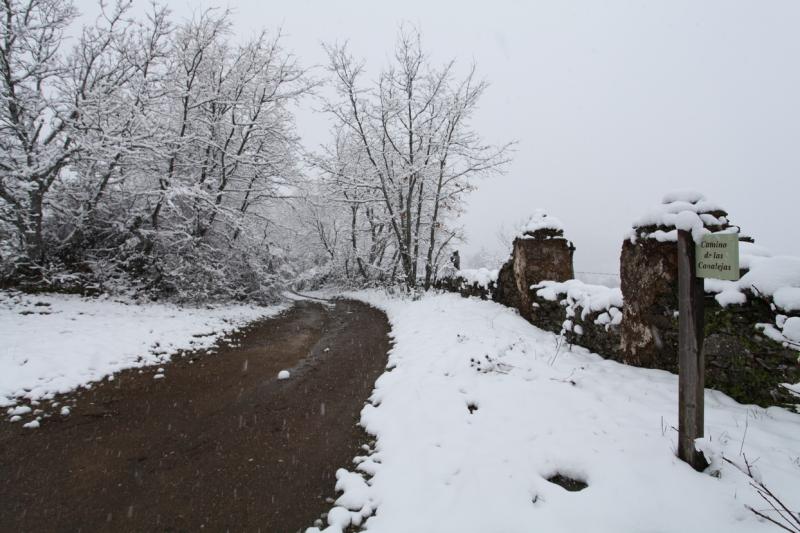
[517,209,565,239]
[439,192,799,407]
[619,192,800,405]
[533,279,623,333]
[628,191,733,243]
[456,268,499,290]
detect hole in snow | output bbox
[466,402,479,414]
[546,473,587,492]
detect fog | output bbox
[74,0,800,274]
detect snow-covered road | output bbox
[312,291,800,533]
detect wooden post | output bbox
[677,230,708,471]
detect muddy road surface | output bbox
[0,298,390,533]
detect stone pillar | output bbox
[495,214,575,320]
[619,193,731,371]
[619,238,680,369]
[616,193,800,407]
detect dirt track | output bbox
[0,298,390,533]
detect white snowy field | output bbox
[0,290,286,422]
[311,291,800,533]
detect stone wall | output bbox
[439,200,799,409]
[435,274,495,300]
[563,305,624,360]
[495,228,575,320]
[613,250,798,406]
[529,280,624,359]
[615,195,799,406]
[703,295,799,406]
[618,238,679,369]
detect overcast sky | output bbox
[75,0,800,275]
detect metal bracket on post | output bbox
[677,229,708,471]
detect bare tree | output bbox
[0,0,80,272]
[319,26,512,288]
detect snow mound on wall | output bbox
[782,317,800,344]
[518,209,564,237]
[705,254,800,311]
[0,291,286,413]
[774,287,800,312]
[630,191,730,243]
[738,256,800,298]
[456,268,498,290]
[533,279,624,331]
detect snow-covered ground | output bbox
[0,291,286,422]
[311,291,800,533]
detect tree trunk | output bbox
[423,161,446,289]
[22,190,45,268]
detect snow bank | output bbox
[312,291,799,533]
[0,291,286,414]
[518,209,564,237]
[533,279,623,331]
[630,191,730,243]
[455,268,498,290]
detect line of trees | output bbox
[0,0,313,300]
[0,1,510,299]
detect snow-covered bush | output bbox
[0,2,312,301]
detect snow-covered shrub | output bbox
[0,4,312,302]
